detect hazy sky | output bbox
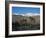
[12,7,40,14]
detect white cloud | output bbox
[13,13,40,16]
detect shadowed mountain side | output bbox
[12,15,40,31]
[12,15,40,25]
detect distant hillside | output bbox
[12,15,40,25]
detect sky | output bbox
[12,7,40,16]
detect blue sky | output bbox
[12,7,40,15]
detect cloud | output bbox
[13,13,40,16]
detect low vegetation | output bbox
[12,18,40,31]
